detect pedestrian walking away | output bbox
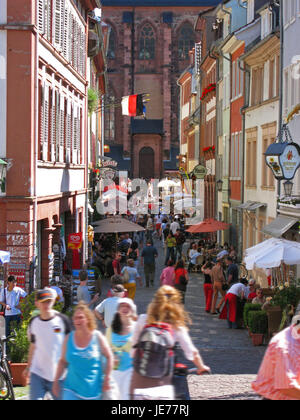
[106,298,137,400]
[174,260,189,304]
[0,276,27,339]
[53,302,114,400]
[160,260,176,287]
[130,286,210,400]
[94,284,127,329]
[141,240,158,288]
[24,288,72,400]
[77,270,100,308]
[201,261,214,313]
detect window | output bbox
[104,96,116,143]
[38,0,86,77]
[246,128,258,187]
[230,132,242,178]
[107,29,116,59]
[231,61,244,99]
[247,0,255,24]
[138,23,155,60]
[262,125,276,189]
[178,25,195,61]
[284,0,297,26]
[251,66,264,106]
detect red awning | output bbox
[186,219,230,233]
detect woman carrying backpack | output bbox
[174,260,189,304]
[106,299,137,400]
[130,286,210,400]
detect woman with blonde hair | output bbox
[130,286,210,400]
[52,302,114,400]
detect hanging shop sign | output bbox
[265,142,300,180]
[191,164,207,179]
[67,233,83,250]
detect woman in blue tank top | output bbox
[52,302,113,400]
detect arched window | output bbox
[178,25,195,60]
[138,23,155,60]
[107,28,116,59]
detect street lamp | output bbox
[283,180,293,197]
[216,179,223,192]
[0,159,7,193]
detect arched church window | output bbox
[178,25,195,60]
[138,23,155,60]
[104,95,115,143]
[107,28,116,59]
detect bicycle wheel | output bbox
[238,263,248,279]
[0,369,14,400]
[1,361,15,400]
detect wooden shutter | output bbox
[79,30,86,76]
[58,94,65,162]
[63,3,69,59]
[73,103,78,164]
[42,85,49,161]
[66,100,71,164]
[38,0,45,34]
[45,0,51,41]
[50,90,56,162]
[53,0,61,48]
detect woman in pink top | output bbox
[252,316,300,400]
[160,260,175,287]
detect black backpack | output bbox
[133,323,175,379]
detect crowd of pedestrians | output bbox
[2,212,300,400]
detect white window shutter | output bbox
[53,0,61,49]
[72,103,78,164]
[66,100,71,164]
[63,3,69,59]
[60,0,65,53]
[38,0,45,34]
[42,85,49,161]
[69,11,73,64]
[59,94,65,163]
[50,90,56,162]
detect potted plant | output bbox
[8,293,37,386]
[9,321,30,387]
[243,303,262,336]
[248,310,268,346]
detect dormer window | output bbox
[247,0,255,24]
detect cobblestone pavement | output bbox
[132,238,267,400]
[14,237,267,400]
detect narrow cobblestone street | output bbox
[132,238,267,400]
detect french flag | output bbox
[121,94,144,117]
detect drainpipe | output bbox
[238,57,251,261]
[33,2,39,290]
[276,0,283,204]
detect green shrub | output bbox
[9,320,30,363]
[243,303,262,328]
[272,285,300,311]
[248,310,268,334]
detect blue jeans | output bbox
[5,315,21,338]
[30,373,63,400]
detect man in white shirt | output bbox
[170,219,180,235]
[219,280,247,329]
[25,288,72,400]
[94,284,126,328]
[0,275,27,337]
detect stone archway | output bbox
[139,147,155,180]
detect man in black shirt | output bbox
[225,256,239,286]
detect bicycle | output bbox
[0,332,16,400]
